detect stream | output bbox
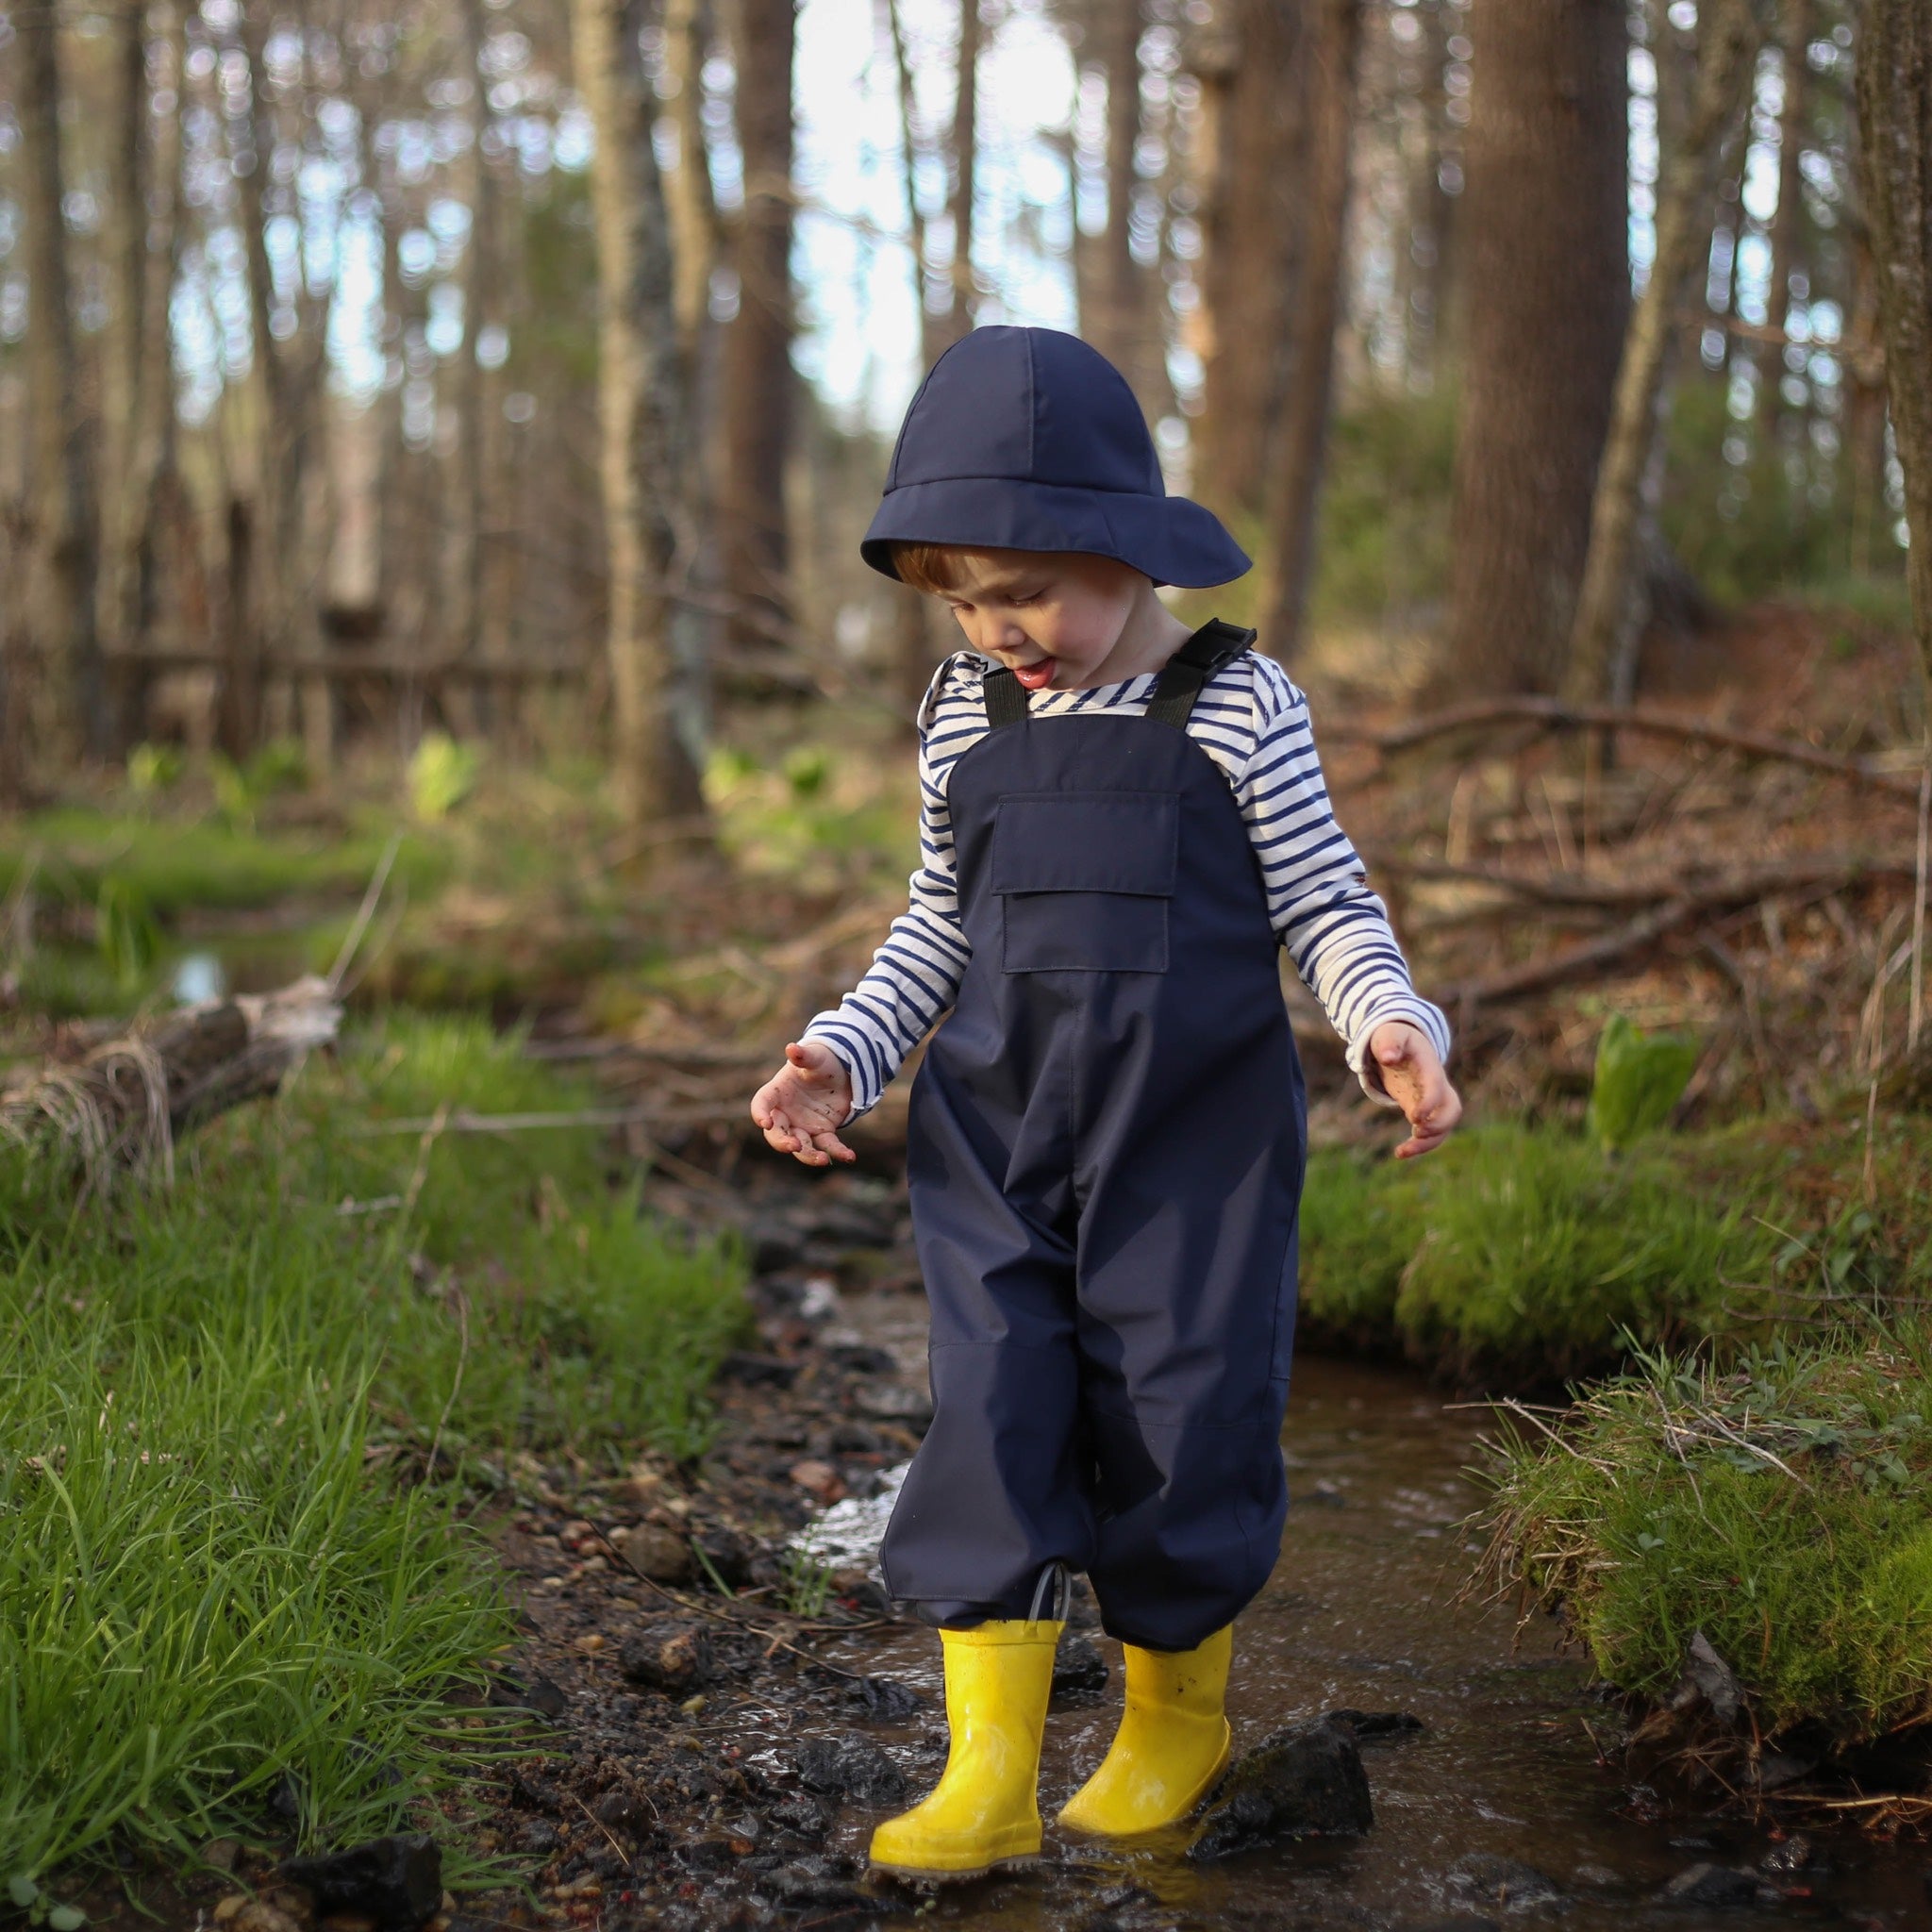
[765,1278,1929,1931]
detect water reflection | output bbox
[171,950,227,1005]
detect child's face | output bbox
[933,549,1149,691]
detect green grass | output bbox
[1479,1324,1932,1747]
[0,1015,749,1883]
[1297,1113,1932,1384]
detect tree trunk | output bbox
[1769,0,1811,429]
[664,0,721,365]
[1442,0,1629,695]
[572,0,707,826]
[1565,0,1755,704]
[933,0,982,354]
[100,0,147,672]
[1259,0,1363,661]
[1857,0,1932,696]
[17,0,106,758]
[1188,0,1306,525]
[1089,0,1164,415]
[718,0,797,661]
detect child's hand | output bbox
[750,1041,857,1167]
[1368,1022,1462,1159]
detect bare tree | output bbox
[1565,0,1755,703]
[719,0,797,660]
[935,0,982,352]
[1259,0,1363,659]
[1442,0,1629,694]
[1857,0,1932,694]
[17,0,106,756]
[572,0,707,824]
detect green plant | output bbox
[1585,1013,1701,1154]
[408,733,483,823]
[93,875,158,989]
[783,746,831,801]
[778,1545,834,1620]
[125,743,184,797]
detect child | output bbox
[749,325,1460,1881]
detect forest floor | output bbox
[5,594,1932,1924]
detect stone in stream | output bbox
[1187,1716,1374,1860]
[1447,1852,1567,1910]
[1326,1707,1426,1742]
[618,1622,715,1696]
[1052,1635,1110,1703]
[1655,1861,1781,1908]
[608,1521,692,1583]
[280,1832,442,1932]
[845,1673,925,1723]
[794,1734,911,1807]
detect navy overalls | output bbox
[879,622,1307,1654]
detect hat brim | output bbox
[860,477,1251,591]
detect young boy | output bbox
[749,325,1459,1881]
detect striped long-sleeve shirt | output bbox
[803,647,1451,1118]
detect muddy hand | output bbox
[749,1040,857,1167]
[1369,1022,1461,1160]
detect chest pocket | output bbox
[991,791,1177,974]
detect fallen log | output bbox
[1378,849,1922,910]
[0,976,341,1183]
[1326,696,1923,801]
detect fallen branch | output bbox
[1444,898,1699,1006]
[1328,696,1922,800]
[1379,849,1922,909]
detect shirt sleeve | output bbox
[799,659,973,1118]
[1233,656,1452,1104]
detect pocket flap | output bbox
[990,792,1178,896]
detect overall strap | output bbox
[1143,619,1257,729]
[981,663,1030,729]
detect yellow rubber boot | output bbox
[869,1619,1062,1880]
[1057,1624,1232,1837]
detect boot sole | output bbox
[869,1851,1042,1885]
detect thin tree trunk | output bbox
[1260,0,1362,660]
[1769,0,1811,428]
[718,0,796,660]
[934,0,981,353]
[572,0,706,826]
[1565,0,1755,704]
[664,0,721,364]
[1442,0,1628,696]
[1091,0,1163,414]
[100,0,147,679]
[1189,0,1306,525]
[17,0,106,758]
[1857,0,1932,696]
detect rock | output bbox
[767,1792,833,1841]
[789,1459,847,1506]
[1325,1708,1425,1741]
[1448,1852,1566,1909]
[719,1351,800,1389]
[845,1674,924,1724]
[280,1833,442,1932]
[690,1524,757,1591]
[794,1735,910,1807]
[1752,1751,1816,1792]
[857,1385,934,1427]
[1656,1863,1774,1908]
[487,1669,566,1719]
[1758,1835,1812,1876]
[593,1790,649,1833]
[512,1821,558,1857]
[1052,1636,1109,1702]
[1187,1717,1373,1860]
[610,1522,692,1583]
[825,1343,896,1374]
[202,1839,242,1872]
[1668,1632,1744,1726]
[219,1903,305,1932]
[619,1623,715,1696]
[1307,1479,1347,1507]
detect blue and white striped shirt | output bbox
[804,648,1451,1117]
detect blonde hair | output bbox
[890,542,979,596]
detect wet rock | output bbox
[213,1899,305,1932]
[1758,1836,1813,1876]
[281,1832,442,1932]
[1656,1862,1779,1908]
[1448,1853,1566,1910]
[1307,1479,1347,1507]
[609,1523,692,1584]
[619,1623,715,1696]
[1052,1636,1109,1703]
[845,1674,924,1724]
[592,1790,650,1833]
[794,1735,910,1807]
[757,1857,883,1913]
[1666,1632,1744,1727]
[488,1669,567,1718]
[1751,1751,1816,1792]
[788,1459,847,1506]
[857,1385,933,1427]
[767,1792,833,1841]
[691,1524,758,1590]
[1187,1717,1373,1860]
[1326,1708,1425,1742]
[826,1342,897,1374]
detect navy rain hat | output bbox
[860,325,1251,590]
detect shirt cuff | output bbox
[1346,996,1453,1107]
[798,1018,883,1122]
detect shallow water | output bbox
[784,1287,1929,1929]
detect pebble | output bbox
[1189,1716,1374,1859]
[618,1623,714,1696]
[609,1522,692,1583]
[1448,1852,1566,1909]
[794,1734,911,1807]
[1656,1861,1776,1908]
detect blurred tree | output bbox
[1857,0,1932,694]
[1567,0,1755,703]
[17,0,106,756]
[720,0,797,663]
[1444,0,1628,694]
[573,0,708,825]
[936,0,983,353]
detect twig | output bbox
[326,832,404,993]
[1327,695,1923,798]
[1443,897,1698,1006]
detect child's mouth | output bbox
[1012,660,1056,691]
